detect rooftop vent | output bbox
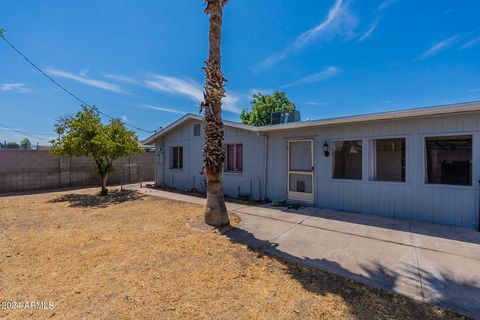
[270,110,301,125]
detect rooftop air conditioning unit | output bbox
[270,110,301,125]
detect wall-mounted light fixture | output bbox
[323,142,330,157]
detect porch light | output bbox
[323,142,329,157]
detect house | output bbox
[143,101,480,230]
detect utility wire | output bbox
[0,34,156,134]
[0,131,21,142]
[0,122,46,140]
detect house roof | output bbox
[142,101,480,144]
[142,113,257,145]
[256,101,480,132]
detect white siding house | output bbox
[148,115,266,200]
[144,102,480,230]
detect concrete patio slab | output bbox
[138,188,206,206]
[235,205,307,224]
[298,208,413,246]
[130,186,480,319]
[411,222,480,260]
[262,223,421,300]
[416,247,480,317]
[138,187,249,211]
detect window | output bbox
[193,123,201,137]
[225,144,243,172]
[371,138,406,182]
[333,140,362,180]
[425,135,472,186]
[170,146,183,169]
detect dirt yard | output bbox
[0,188,468,319]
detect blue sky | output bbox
[1,0,480,143]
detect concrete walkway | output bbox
[132,186,480,318]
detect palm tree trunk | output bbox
[202,0,230,227]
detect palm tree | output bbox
[201,0,230,227]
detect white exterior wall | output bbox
[155,119,266,200]
[265,111,480,230]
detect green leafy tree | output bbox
[20,138,31,150]
[50,106,143,195]
[6,142,20,149]
[240,91,296,126]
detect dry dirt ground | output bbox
[0,187,469,319]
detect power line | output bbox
[0,122,46,140]
[0,131,21,142]
[0,34,156,134]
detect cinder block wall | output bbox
[0,150,155,193]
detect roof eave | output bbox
[142,113,257,144]
[257,101,480,132]
[142,113,201,145]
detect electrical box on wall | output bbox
[156,146,165,163]
[157,152,164,163]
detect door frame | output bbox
[287,139,315,204]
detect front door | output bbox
[287,140,314,203]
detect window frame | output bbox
[193,123,201,137]
[224,143,243,173]
[331,139,363,181]
[423,133,473,188]
[368,136,407,184]
[170,146,183,170]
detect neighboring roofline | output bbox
[256,101,480,132]
[142,113,257,144]
[143,101,480,144]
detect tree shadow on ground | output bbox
[223,227,473,319]
[48,189,145,208]
[421,269,480,319]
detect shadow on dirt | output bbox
[48,189,144,208]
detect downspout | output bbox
[153,140,158,186]
[161,136,165,186]
[263,133,268,201]
[155,136,165,187]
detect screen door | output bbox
[287,140,314,203]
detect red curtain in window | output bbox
[227,145,234,171]
[172,147,179,168]
[235,144,243,171]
